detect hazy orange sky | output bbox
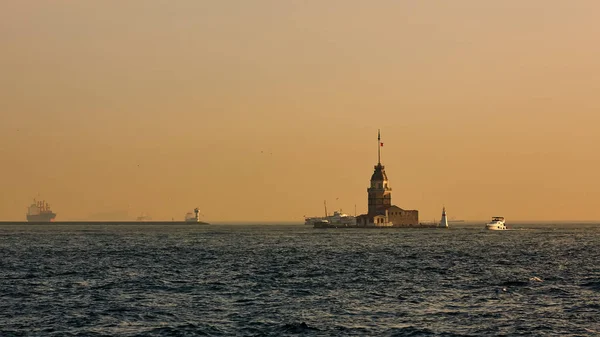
[1,1,600,222]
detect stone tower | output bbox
[367,130,392,215]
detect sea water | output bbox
[1,223,599,336]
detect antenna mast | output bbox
[324,200,328,217]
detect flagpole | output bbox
[377,129,381,164]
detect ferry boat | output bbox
[305,201,357,228]
[485,216,506,230]
[304,216,325,226]
[311,210,357,228]
[185,208,209,224]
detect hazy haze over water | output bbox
[1,1,600,221]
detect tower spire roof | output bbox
[371,128,387,181]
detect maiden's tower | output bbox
[356,130,419,227]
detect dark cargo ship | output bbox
[26,199,56,222]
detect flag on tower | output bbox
[380,142,384,147]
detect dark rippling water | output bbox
[1,223,600,336]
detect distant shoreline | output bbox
[0,221,209,225]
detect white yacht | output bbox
[485,216,506,230]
